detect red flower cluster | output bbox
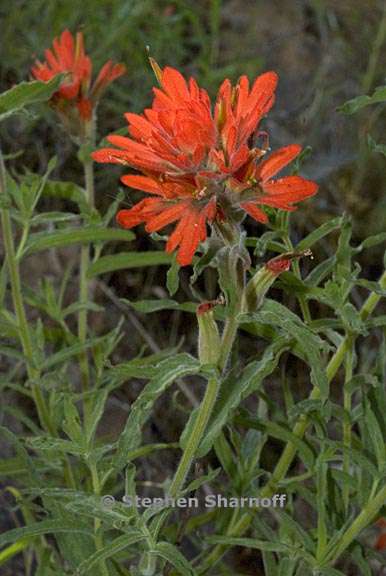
[32,29,125,122]
[93,66,318,265]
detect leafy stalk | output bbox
[0,147,76,489]
[198,269,386,572]
[0,148,52,433]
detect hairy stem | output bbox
[152,376,220,539]
[218,314,238,372]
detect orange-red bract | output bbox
[93,66,318,265]
[32,29,125,120]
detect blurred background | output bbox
[1,1,386,574]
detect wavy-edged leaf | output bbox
[87,251,172,277]
[0,76,62,121]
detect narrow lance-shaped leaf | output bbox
[87,251,173,277]
[22,227,135,257]
[0,520,92,548]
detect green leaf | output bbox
[236,417,315,469]
[338,85,386,114]
[151,542,196,576]
[364,401,385,470]
[306,256,336,287]
[30,211,80,225]
[0,76,63,121]
[367,134,386,158]
[41,337,103,370]
[26,436,85,457]
[297,217,343,251]
[206,536,294,553]
[87,251,172,276]
[125,299,196,314]
[23,227,135,257]
[166,255,180,296]
[77,531,145,575]
[240,299,329,398]
[319,568,347,576]
[359,231,386,250]
[41,180,88,211]
[354,279,386,296]
[0,520,92,548]
[113,354,201,470]
[0,457,28,476]
[85,389,109,446]
[275,510,315,553]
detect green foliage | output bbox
[1,21,386,576]
[0,77,63,121]
[338,84,386,114]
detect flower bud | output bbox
[243,250,311,312]
[197,303,222,365]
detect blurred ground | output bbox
[1,1,386,574]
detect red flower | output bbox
[93,65,318,266]
[32,29,125,121]
[238,144,318,224]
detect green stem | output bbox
[198,270,386,572]
[152,376,220,539]
[78,121,95,403]
[342,334,354,513]
[170,376,219,496]
[0,149,52,434]
[218,315,238,372]
[89,462,109,576]
[320,483,386,566]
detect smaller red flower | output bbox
[32,29,125,122]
